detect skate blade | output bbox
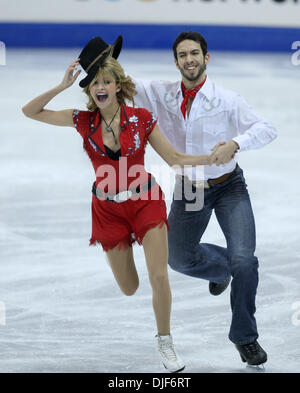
[245,363,266,373]
[161,362,185,373]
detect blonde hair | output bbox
[83,57,137,111]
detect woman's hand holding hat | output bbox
[59,59,82,90]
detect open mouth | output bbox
[96,93,108,103]
[186,65,197,72]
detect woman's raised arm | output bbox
[22,59,81,127]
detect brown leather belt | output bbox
[207,165,237,187]
[183,165,238,189]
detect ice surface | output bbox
[0,49,299,373]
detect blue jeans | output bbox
[168,165,259,345]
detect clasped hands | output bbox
[208,140,239,166]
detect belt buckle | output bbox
[113,190,133,203]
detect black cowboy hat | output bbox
[78,35,123,88]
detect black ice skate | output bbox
[209,276,231,296]
[235,341,267,366]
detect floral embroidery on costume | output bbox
[133,133,141,151]
[88,137,99,152]
[145,111,157,133]
[129,115,138,123]
[73,110,80,128]
[73,106,157,159]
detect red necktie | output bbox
[180,77,207,119]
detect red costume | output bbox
[73,105,169,251]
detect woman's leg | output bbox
[142,223,171,335]
[106,245,139,296]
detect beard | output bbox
[180,62,206,82]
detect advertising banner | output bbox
[0,0,299,28]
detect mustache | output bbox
[181,64,206,81]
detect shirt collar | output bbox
[199,76,214,101]
[176,75,214,102]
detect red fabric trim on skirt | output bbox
[90,218,169,252]
[89,185,169,252]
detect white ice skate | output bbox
[156,334,185,373]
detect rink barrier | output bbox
[0,40,5,65]
[1,23,299,52]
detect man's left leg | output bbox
[214,167,267,365]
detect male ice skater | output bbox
[133,31,277,366]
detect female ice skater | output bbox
[22,36,216,373]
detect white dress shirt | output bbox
[133,76,277,181]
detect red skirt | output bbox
[89,183,169,251]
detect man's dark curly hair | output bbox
[173,31,208,60]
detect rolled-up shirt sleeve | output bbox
[232,94,277,152]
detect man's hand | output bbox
[210,140,239,166]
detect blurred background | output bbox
[1,0,299,52]
[0,0,300,374]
